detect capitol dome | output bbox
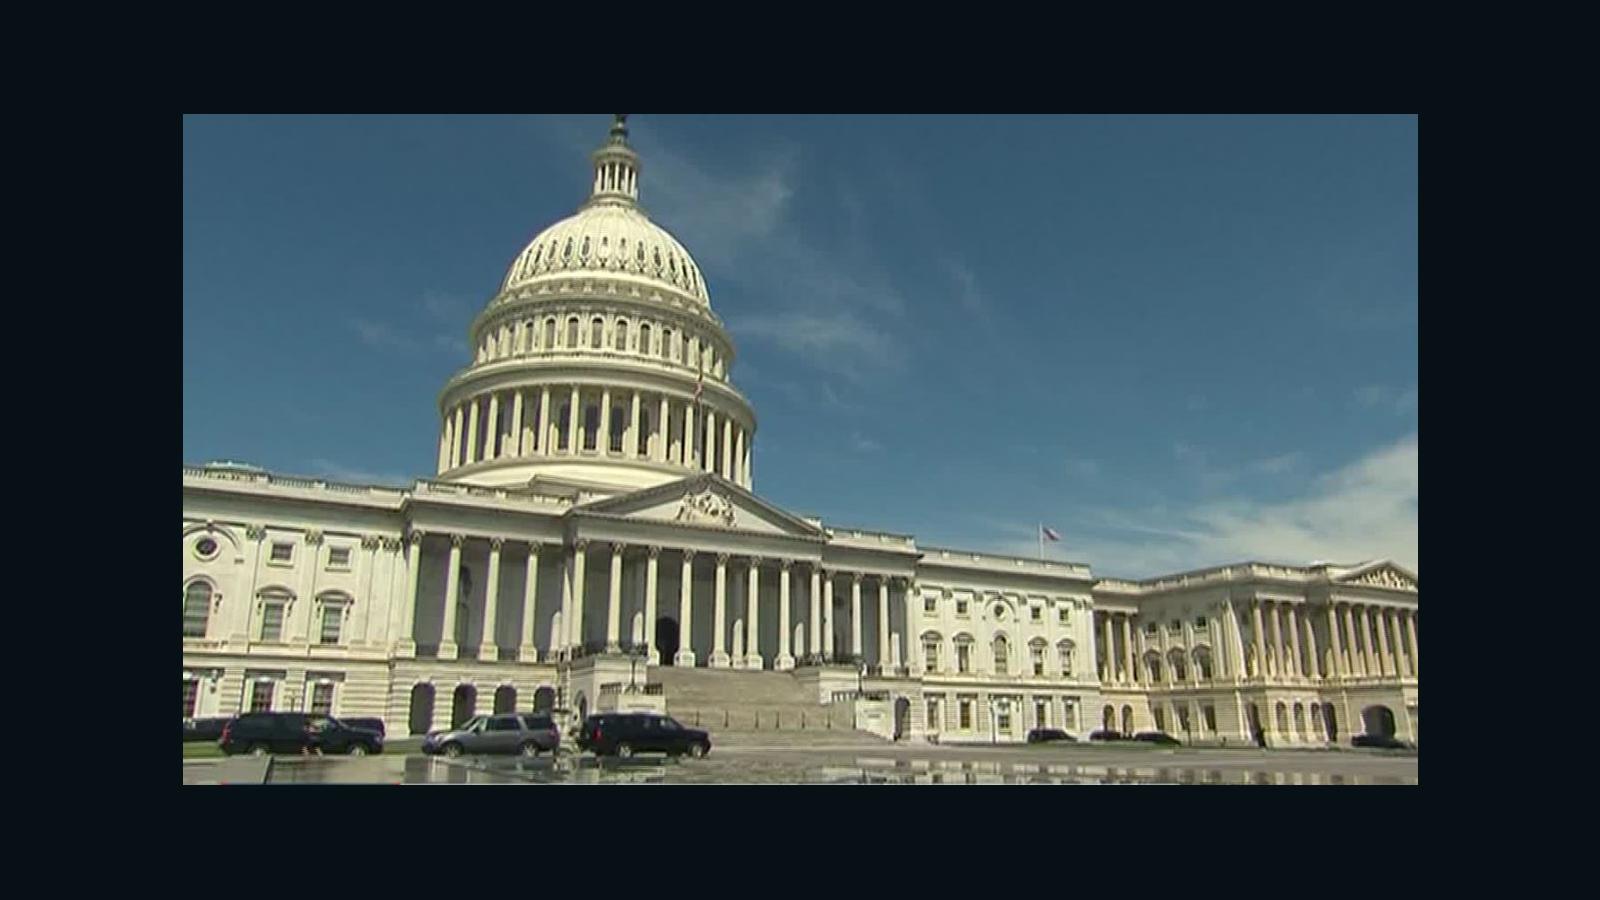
[433,115,757,497]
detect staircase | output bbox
[650,667,887,748]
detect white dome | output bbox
[499,203,710,307]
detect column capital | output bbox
[851,572,863,585]
[360,534,382,550]
[304,529,324,546]
[779,558,792,572]
[487,537,505,551]
[380,536,403,551]
[609,541,626,556]
[527,541,542,556]
[574,538,591,550]
[647,545,662,559]
[407,530,426,546]
[716,552,730,566]
[682,548,697,561]
[245,524,267,541]
[749,555,766,568]
[449,533,465,548]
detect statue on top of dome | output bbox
[609,114,629,144]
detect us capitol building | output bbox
[182,116,1419,747]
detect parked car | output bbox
[220,713,384,756]
[183,717,232,743]
[1088,729,1123,742]
[1351,733,1409,750]
[1132,731,1182,746]
[1026,728,1076,744]
[339,717,386,738]
[576,713,711,758]
[422,713,560,758]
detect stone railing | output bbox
[922,547,1091,577]
[183,465,409,499]
[826,527,917,550]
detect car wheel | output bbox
[443,743,464,759]
[520,742,539,758]
[349,744,368,757]
[617,742,634,759]
[688,742,707,759]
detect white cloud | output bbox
[1011,434,1418,578]
[731,311,904,383]
[351,319,418,352]
[851,432,883,453]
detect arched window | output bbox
[609,407,625,453]
[640,323,651,356]
[615,319,628,351]
[663,328,675,361]
[637,410,652,458]
[1193,647,1214,680]
[954,634,974,674]
[1144,651,1163,683]
[566,317,579,348]
[316,593,351,645]
[1168,649,1188,682]
[1057,640,1075,677]
[544,318,556,349]
[992,634,1010,675]
[583,405,600,451]
[522,320,533,353]
[590,317,604,349]
[1029,639,1047,676]
[257,589,292,643]
[921,631,942,673]
[183,581,212,638]
[556,404,571,451]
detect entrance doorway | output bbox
[1323,703,1338,741]
[493,685,516,714]
[532,687,556,714]
[408,684,435,736]
[1248,702,1266,747]
[655,617,680,665]
[1361,704,1397,738]
[451,685,476,728]
[893,697,910,740]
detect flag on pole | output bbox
[693,366,704,405]
[1041,526,1061,542]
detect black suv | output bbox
[1026,728,1076,744]
[576,713,710,758]
[183,717,232,743]
[220,713,384,756]
[339,717,387,738]
[1132,731,1182,746]
[1352,734,1409,750]
[1088,729,1123,742]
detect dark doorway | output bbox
[532,686,556,714]
[451,685,476,728]
[1248,703,1267,748]
[408,683,435,736]
[893,697,911,740]
[1323,703,1339,741]
[575,692,588,723]
[493,685,516,714]
[1361,705,1397,738]
[655,617,680,665]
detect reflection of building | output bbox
[182,116,1418,747]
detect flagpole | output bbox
[1038,522,1043,561]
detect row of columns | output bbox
[475,315,723,380]
[438,386,753,486]
[1242,599,1418,681]
[1097,611,1221,687]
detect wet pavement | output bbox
[185,745,1417,785]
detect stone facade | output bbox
[182,116,1418,746]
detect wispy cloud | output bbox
[1355,384,1418,415]
[990,434,1418,577]
[730,310,902,384]
[1173,442,1303,489]
[350,292,471,358]
[352,319,419,352]
[851,432,883,453]
[308,459,413,486]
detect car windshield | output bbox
[460,717,485,733]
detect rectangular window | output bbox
[269,542,293,563]
[318,605,342,644]
[955,599,969,617]
[959,700,973,729]
[249,681,275,712]
[926,699,940,730]
[1168,620,1182,633]
[260,603,286,642]
[1032,646,1045,676]
[310,682,335,715]
[924,597,937,614]
[957,644,971,674]
[1035,700,1047,727]
[182,679,200,719]
[1194,617,1209,630]
[1145,621,1159,635]
[1031,606,1042,623]
[327,547,352,569]
[1059,647,1074,676]
[997,708,1011,733]
[923,640,940,672]
[1203,704,1217,733]
[1059,608,1070,625]
[183,598,209,638]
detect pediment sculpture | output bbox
[1349,567,1414,590]
[675,489,735,528]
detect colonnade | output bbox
[438,385,753,486]
[1096,610,1226,686]
[1238,599,1417,682]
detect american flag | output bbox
[1041,525,1061,542]
[694,367,704,404]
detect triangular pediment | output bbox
[1333,560,1417,592]
[578,474,826,538]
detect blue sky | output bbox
[183,114,1417,578]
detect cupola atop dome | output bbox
[586,114,640,207]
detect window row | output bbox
[924,694,1080,734]
[475,312,726,377]
[921,632,1077,678]
[506,232,704,300]
[1144,616,1211,635]
[182,582,353,645]
[922,595,1078,625]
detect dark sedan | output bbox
[1352,734,1409,750]
[183,717,233,743]
[1132,731,1182,746]
[1026,728,1077,744]
[1088,729,1123,742]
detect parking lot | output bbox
[183,742,1417,785]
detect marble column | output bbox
[1120,615,1134,685]
[479,538,502,660]
[746,559,762,670]
[519,543,540,662]
[684,403,696,467]
[600,389,613,455]
[399,531,423,656]
[722,418,733,479]
[567,386,580,454]
[1326,605,1345,678]
[606,542,623,652]
[510,390,524,458]
[656,396,670,462]
[1374,607,1393,677]
[644,547,660,664]
[465,400,480,465]
[1286,605,1303,678]
[451,407,464,468]
[1302,612,1319,679]
[850,573,863,660]
[1405,611,1419,677]
[437,420,450,472]
[570,540,588,653]
[902,580,920,675]
[629,391,642,457]
[484,393,500,461]
[440,535,463,659]
[877,577,891,670]
[1388,610,1409,677]
[1251,601,1266,678]
[1341,605,1359,676]
[1359,606,1377,677]
[704,410,717,472]
[1268,602,1285,677]
[676,551,696,667]
[1101,614,1114,681]
[822,571,834,661]
[810,566,822,663]
[734,429,745,486]
[539,387,552,455]
[777,560,793,670]
[711,554,730,667]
